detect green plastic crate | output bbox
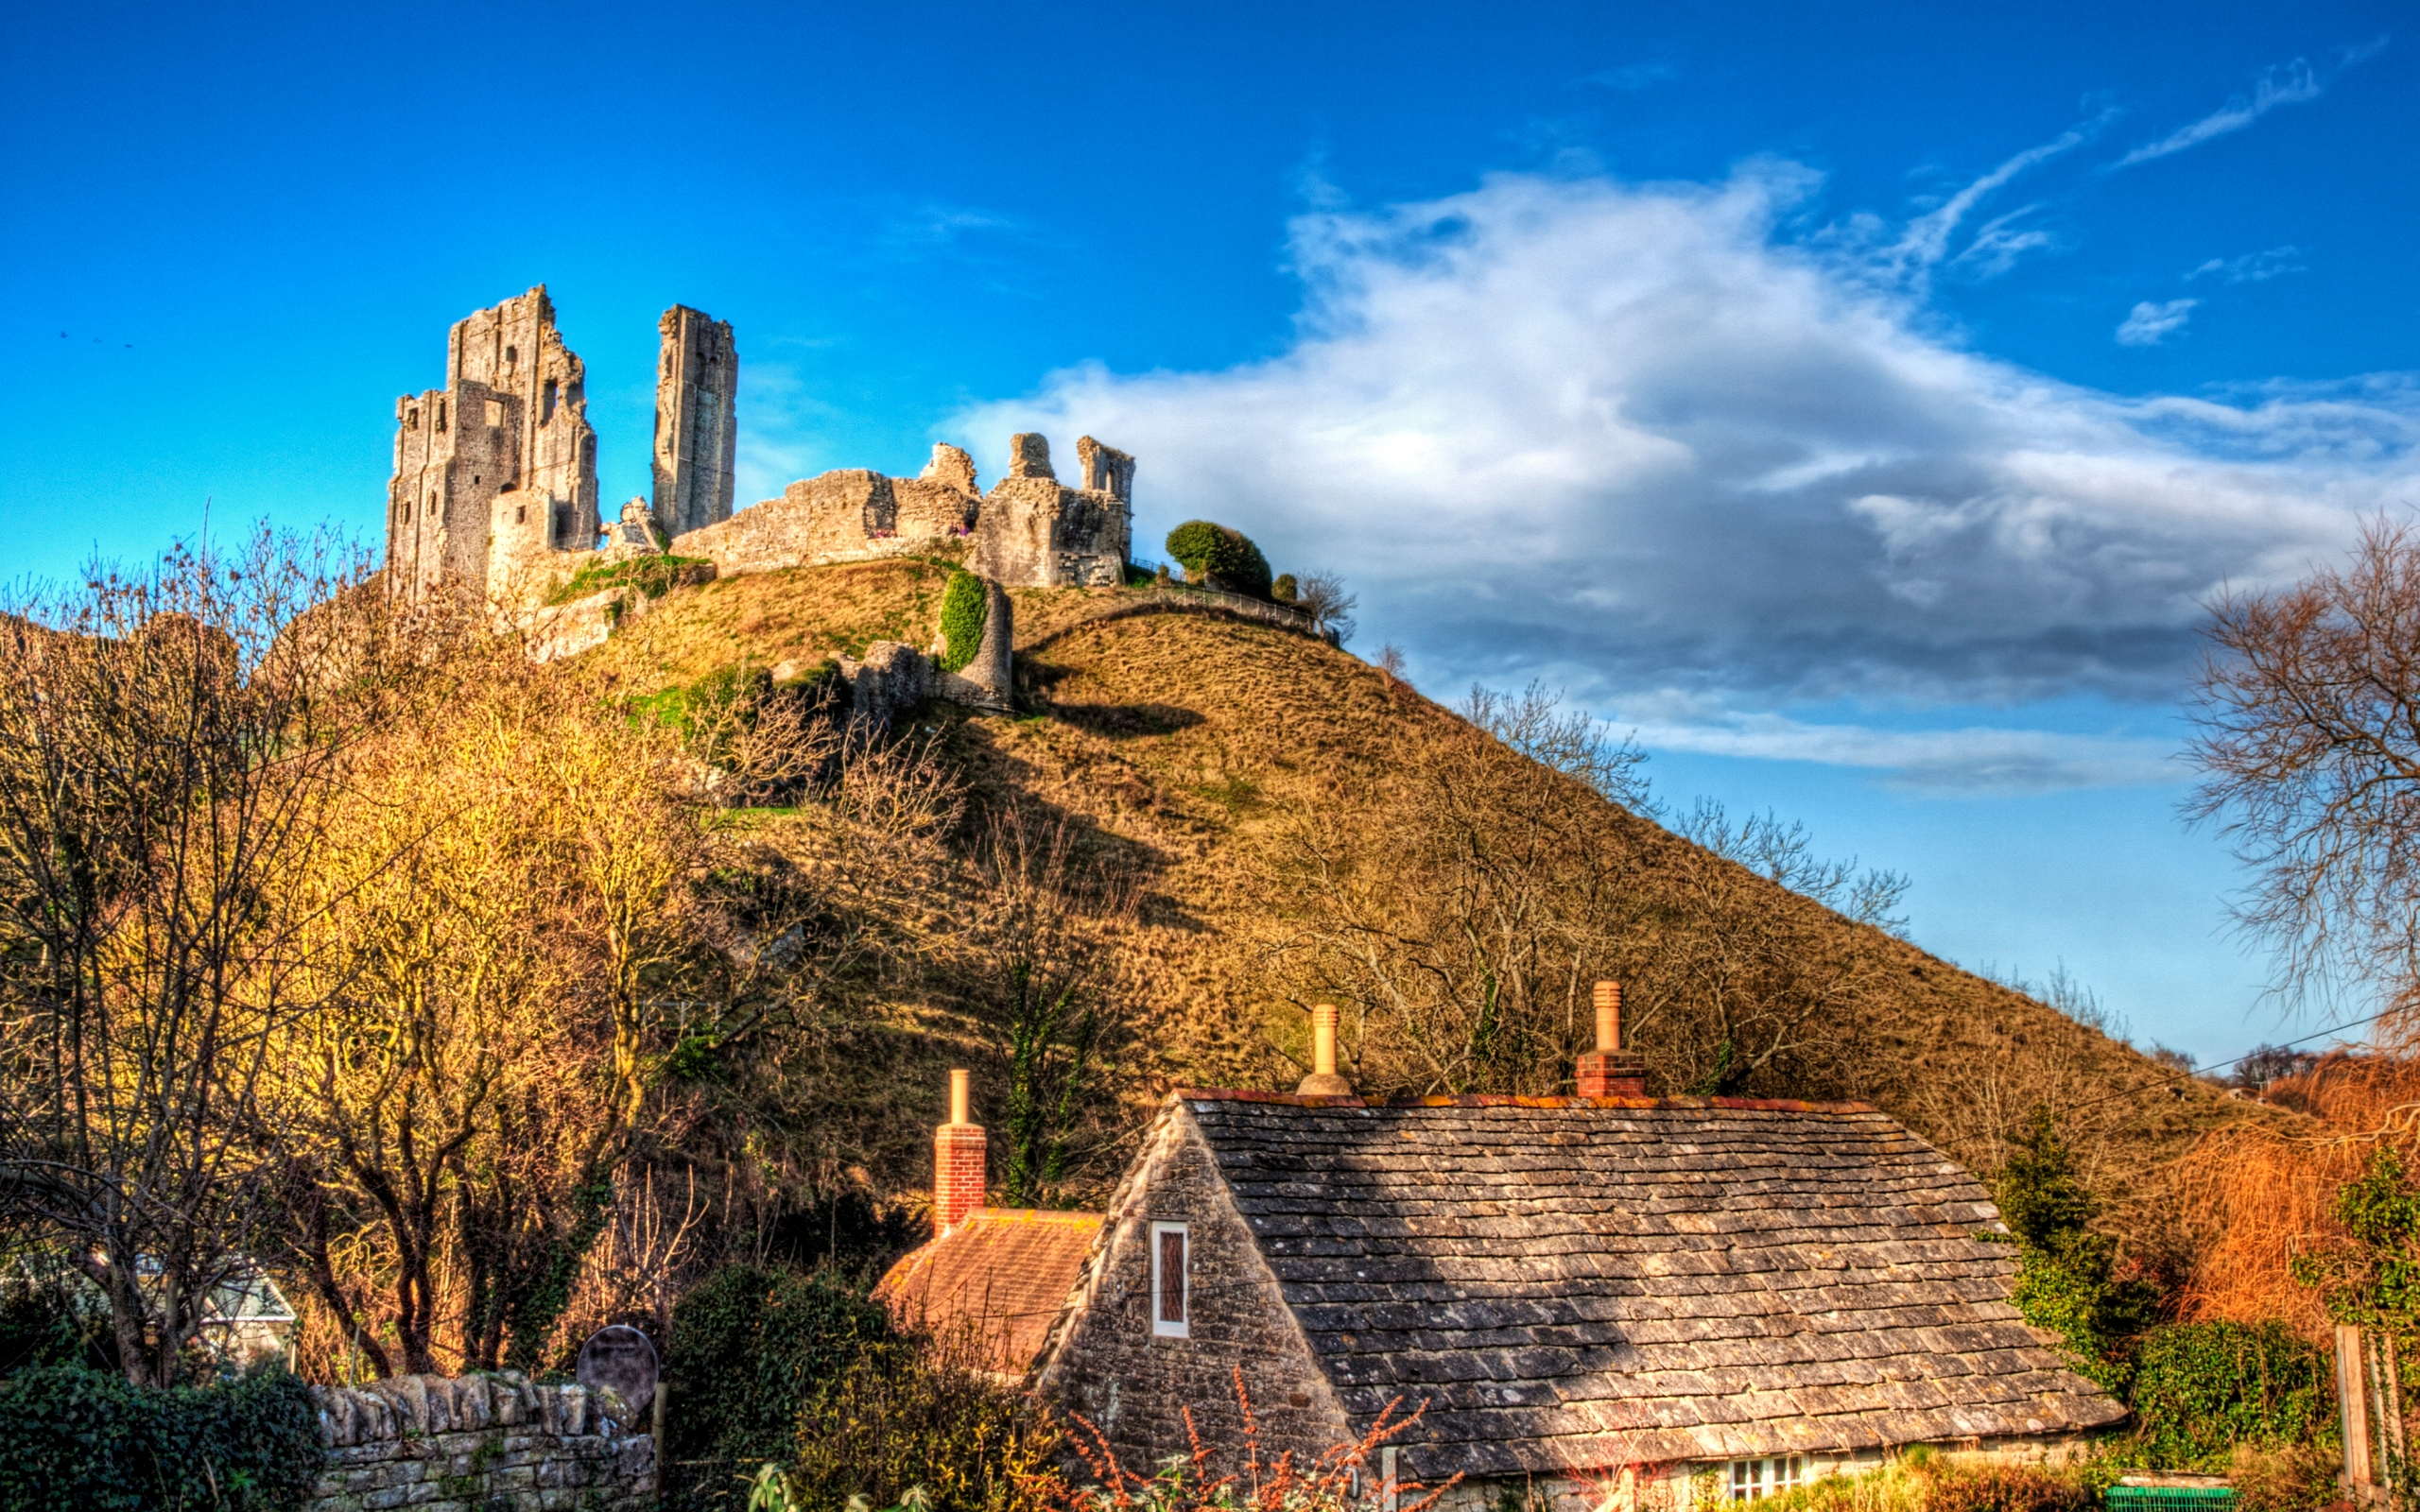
[2105,1486,2235,1510]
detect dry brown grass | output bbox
[591,562,2266,1243]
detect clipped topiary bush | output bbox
[1271,573,1298,604]
[661,1265,896,1512]
[938,570,986,673]
[1164,521,1273,600]
[0,1363,327,1512]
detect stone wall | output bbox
[306,1373,653,1512]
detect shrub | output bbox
[2228,1441,2342,1512]
[2126,1320,2335,1469]
[940,571,987,673]
[1163,522,1273,600]
[1271,574,1298,604]
[787,1326,1063,1512]
[0,1363,326,1512]
[663,1266,897,1512]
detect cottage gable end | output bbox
[1033,1102,1356,1473]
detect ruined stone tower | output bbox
[387,285,598,601]
[651,306,738,538]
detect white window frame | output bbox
[1150,1221,1189,1338]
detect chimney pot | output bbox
[1579,980,1648,1099]
[1296,1003,1356,1097]
[934,1069,986,1235]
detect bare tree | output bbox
[1292,572,1357,644]
[2186,518,2420,1017]
[0,527,395,1385]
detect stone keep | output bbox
[651,305,738,538]
[387,285,599,602]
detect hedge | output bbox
[661,1265,896,1512]
[1164,521,1273,600]
[0,1363,327,1512]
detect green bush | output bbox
[1163,521,1273,600]
[0,1364,326,1512]
[939,571,987,674]
[2126,1320,2335,1469]
[663,1265,896,1512]
[1271,573,1298,604]
[786,1330,1062,1512]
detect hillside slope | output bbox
[599,558,2272,1250]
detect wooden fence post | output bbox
[2341,1323,2375,1495]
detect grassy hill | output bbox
[597,557,2272,1258]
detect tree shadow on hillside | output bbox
[1049,702,1204,740]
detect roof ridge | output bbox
[1169,1086,1879,1114]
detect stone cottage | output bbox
[884,989,2124,1507]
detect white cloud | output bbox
[2116,299,2199,346]
[945,167,2420,729]
[2117,41,2387,168]
[2188,246,2307,284]
[1622,713,2179,795]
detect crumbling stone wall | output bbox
[652,305,738,538]
[969,434,1132,589]
[387,285,600,604]
[305,1373,653,1512]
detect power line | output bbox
[1985,1000,2401,1137]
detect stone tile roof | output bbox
[875,1208,1105,1378]
[1180,1090,2125,1474]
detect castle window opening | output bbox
[485,398,505,428]
[436,399,446,431]
[406,406,419,430]
[543,378,558,424]
[505,345,517,365]
[515,504,526,524]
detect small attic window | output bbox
[1150,1221,1188,1338]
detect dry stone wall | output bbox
[306,1373,653,1512]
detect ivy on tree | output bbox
[1995,1106,2159,1391]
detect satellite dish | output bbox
[574,1324,659,1423]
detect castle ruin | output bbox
[652,305,737,538]
[385,289,1133,615]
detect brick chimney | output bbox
[1295,1004,1355,1096]
[934,1069,987,1235]
[1577,981,1650,1097]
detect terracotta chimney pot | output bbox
[1578,980,1649,1098]
[933,1069,987,1235]
[1296,1004,1356,1096]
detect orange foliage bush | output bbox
[2177,1049,2420,1332]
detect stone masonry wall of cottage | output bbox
[1036,1107,1355,1475]
[304,1373,654,1512]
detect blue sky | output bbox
[6,0,2416,1065]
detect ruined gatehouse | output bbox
[384,288,1133,615]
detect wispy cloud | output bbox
[2117,299,2199,346]
[1892,123,2100,281]
[949,166,2420,732]
[1946,204,2064,281]
[2188,246,2307,284]
[2117,41,2388,168]
[1624,713,2179,796]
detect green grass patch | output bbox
[548,554,711,605]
